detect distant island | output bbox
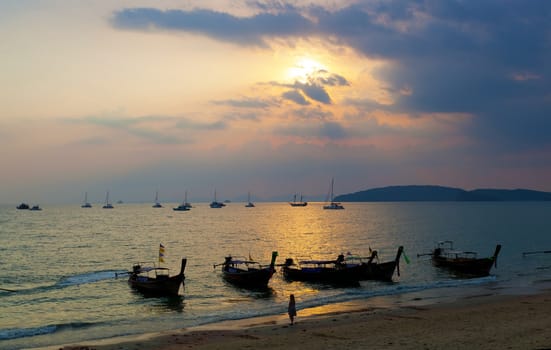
[334,185,551,202]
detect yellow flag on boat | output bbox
[159,243,165,263]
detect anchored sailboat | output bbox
[245,192,255,207]
[289,193,308,207]
[81,192,92,208]
[103,191,114,209]
[323,178,344,210]
[173,191,192,211]
[152,190,163,208]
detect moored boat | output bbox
[289,193,307,207]
[210,189,225,208]
[216,251,278,288]
[29,205,42,211]
[103,191,114,209]
[282,255,359,285]
[344,246,404,281]
[81,192,92,208]
[16,203,30,210]
[425,241,501,277]
[152,190,163,208]
[173,191,192,211]
[245,192,255,207]
[323,177,344,209]
[127,258,187,296]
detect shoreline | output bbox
[46,288,551,350]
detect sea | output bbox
[1,202,551,350]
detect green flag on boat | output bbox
[403,249,410,264]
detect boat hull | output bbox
[432,257,495,276]
[222,267,274,288]
[128,275,184,296]
[431,244,501,277]
[349,261,398,281]
[128,258,187,297]
[282,266,358,285]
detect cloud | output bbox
[112,1,551,152]
[272,70,349,105]
[282,90,309,105]
[175,118,227,130]
[73,115,185,144]
[211,97,273,109]
[275,120,347,140]
[112,7,314,47]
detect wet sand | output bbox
[54,291,551,350]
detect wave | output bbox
[275,276,498,313]
[0,321,97,341]
[57,270,125,287]
[1,270,126,296]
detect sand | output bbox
[56,291,551,350]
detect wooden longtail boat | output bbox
[216,251,278,288]
[282,255,359,285]
[127,258,187,296]
[427,241,501,277]
[345,246,404,282]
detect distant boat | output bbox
[81,192,92,208]
[289,193,308,207]
[152,190,163,208]
[173,191,192,211]
[245,192,255,207]
[103,191,114,209]
[323,178,344,210]
[29,205,42,211]
[210,189,225,208]
[16,203,30,210]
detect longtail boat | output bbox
[345,246,404,282]
[424,241,501,277]
[282,255,359,285]
[127,258,187,296]
[216,251,278,288]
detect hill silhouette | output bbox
[334,185,551,202]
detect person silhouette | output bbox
[288,294,297,325]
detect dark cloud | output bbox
[294,81,331,104]
[112,7,314,47]
[282,90,309,105]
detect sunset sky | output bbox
[2,0,551,204]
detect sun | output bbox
[286,57,327,83]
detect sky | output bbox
[1,0,551,204]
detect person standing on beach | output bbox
[288,294,297,325]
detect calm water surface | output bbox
[1,202,551,349]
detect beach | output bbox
[55,290,551,350]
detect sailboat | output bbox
[323,178,344,210]
[245,192,255,207]
[289,193,308,207]
[210,189,225,208]
[81,192,92,208]
[173,191,192,211]
[152,190,163,208]
[103,191,114,209]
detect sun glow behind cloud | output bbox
[285,57,328,83]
